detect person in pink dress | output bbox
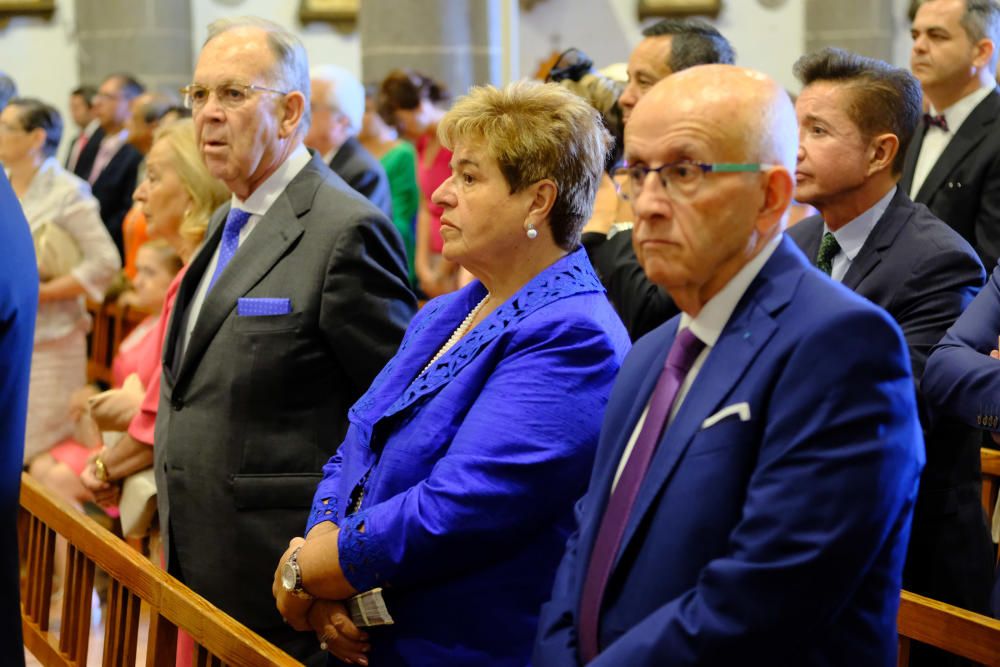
[380,69,458,297]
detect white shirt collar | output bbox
[929,84,994,135]
[678,233,783,347]
[230,143,311,216]
[824,186,896,263]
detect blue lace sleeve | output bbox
[337,510,393,592]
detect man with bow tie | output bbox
[902,0,1000,269]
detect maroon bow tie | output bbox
[924,113,949,132]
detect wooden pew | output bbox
[897,590,1000,666]
[19,473,298,666]
[85,299,148,386]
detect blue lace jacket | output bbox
[305,248,630,665]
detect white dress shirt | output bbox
[611,234,783,491]
[824,186,895,283]
[14,157,121,343]
[909,85,994,198]
[180,144,311,356]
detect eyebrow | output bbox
[452,158,480,169]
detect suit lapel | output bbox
[612,237,801,569]
[841,189,910,290]
[900,123,926,195]
[914,89,1000,203]
[788,215,823,264]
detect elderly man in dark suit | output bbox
[155,17,415,664]
[789,49,993,655]
[0,171,38,667]
[901,0,1000,269]
[305,64,392,219]
[535,64,924,666]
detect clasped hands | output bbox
[272,530,369,665]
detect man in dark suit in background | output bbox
[902,0,1000,269]
[155,17,415,665]
[0,171,38,667]
[580,18,734,340]
[535,64,923,666]
[305,64,392,219]
[75,73,145,256]
[790,49,993,655]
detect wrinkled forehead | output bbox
[625,97,743,163]
[196,29,275,83]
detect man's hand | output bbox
[309,599,370,666]
[273,537,313,631]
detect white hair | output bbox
[204,16,312,131]
[310,64,365,135]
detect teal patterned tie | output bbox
[815,232,841,276]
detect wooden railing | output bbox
[19,473,299,666]
[897,590,1000,666]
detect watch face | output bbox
[281,562,297,591]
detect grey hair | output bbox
[204,16,312,131]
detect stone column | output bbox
[359,0,504,97]
[805,0,896,63]
[75,0,192,94]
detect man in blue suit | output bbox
[0,170,38,667]
[789,49,992,630]
[534,64,925,666]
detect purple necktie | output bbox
[578,327,706,663]
[208,208,251,291]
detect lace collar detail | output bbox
[350,247,604,426]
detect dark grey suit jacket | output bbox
[329,136,393,220]
[900,87,1000,270]
[789,188,993,615]
[154,152,416,640]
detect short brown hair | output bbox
[793,47,921,175]
[438,81,611,251]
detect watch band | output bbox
[283,545,314,600]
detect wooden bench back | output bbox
[897,590,1000,666]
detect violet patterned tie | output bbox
[578,326,706,663]
[208,208,251,292]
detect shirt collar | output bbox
[930,84,994,134]
[825,186,896,263]
[231,143,311,216]
[678,233,783,347]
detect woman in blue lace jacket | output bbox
[272,80,631,666]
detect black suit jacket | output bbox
[582,229,679,340]
[789,188,993,614]
[329,136,393,220]
[90,142,143,256]
[154,152,416,655]
[71,126,102,181]
[900,87,1000,269]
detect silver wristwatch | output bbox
[280,546,314,600]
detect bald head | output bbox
[623,64,796,316]
[630,65,797,173]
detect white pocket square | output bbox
[701,402,751,429]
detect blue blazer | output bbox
[534,236,925,666]
[307,248,630,666]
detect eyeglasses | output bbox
[613,161,770,200]
[179,83,289,111]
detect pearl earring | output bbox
[526,223,538,240]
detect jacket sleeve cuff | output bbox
[337,510,393,592]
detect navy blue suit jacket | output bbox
[790,190,992,614]
[0,171,38,667]
[535,236,925,666]
[329,137,393,221]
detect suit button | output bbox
[172,399,184,411]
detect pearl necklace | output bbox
[421,294,491,376]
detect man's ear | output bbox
[756,166,794,234]
[279,91,306,139]
[973,37,996,71]
[867,132,899,177]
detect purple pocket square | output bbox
[237,297,292,316]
